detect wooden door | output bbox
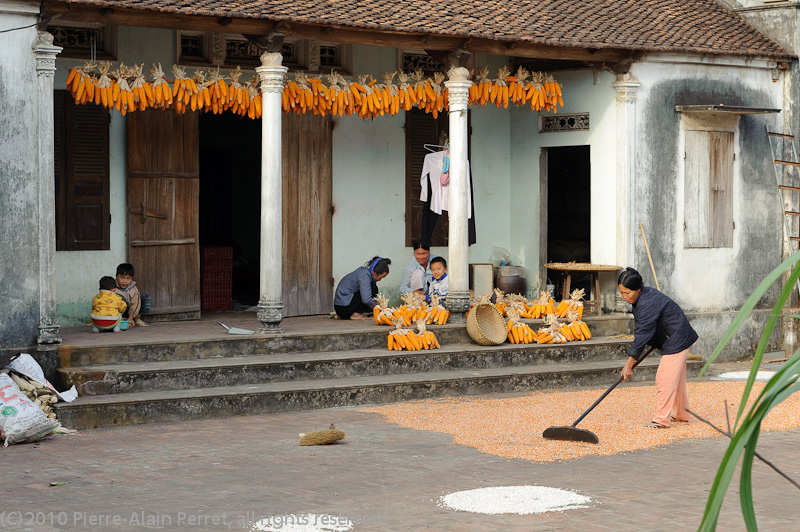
[281,112,333,316]
[126,110,200,321]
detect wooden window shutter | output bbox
[684,130,734,248]
[709,131,734,248]
[54,90,110,251]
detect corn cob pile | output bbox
[5,372,76,434]
[555,288,585,319]
[506,310,536,344]
[521,290,556,319]
[373,293,449,326]
[387,318,440,351]
[67,62,563,119]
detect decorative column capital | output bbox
[33,31,62,77]
[256,53,288,94]
[445,67,471,112]
[611,72,640,104]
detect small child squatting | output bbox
[91,276,127,333]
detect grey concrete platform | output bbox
[46,312,645,431]
[5,384,800,532]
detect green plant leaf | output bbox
[697,249,800,380]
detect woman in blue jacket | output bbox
[334,257,391,320]
[618,268,699,428]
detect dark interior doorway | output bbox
[199,113,262,308]
[546,145,591,299]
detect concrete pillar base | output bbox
[257,301,284,334]
[445,291,470,324]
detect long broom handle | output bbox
[640,223,661,291]
[570,346,656,428]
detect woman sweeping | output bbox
[618,267,699,428]
[334,257,391,320]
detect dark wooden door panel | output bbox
[281,112,333,316]
[126,110,200,321]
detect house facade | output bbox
[0,0,796,359]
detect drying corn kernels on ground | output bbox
[360,381,800,463]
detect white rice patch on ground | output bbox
[438,485,591,515]
[712,371,777,382]
[250,513,353,532]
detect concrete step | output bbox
[59,337,633,395]
[54,357,702,430]
[56,316,633,368]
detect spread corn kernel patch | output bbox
[360,382,800,462]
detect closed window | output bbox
[54,90,111,251]
[684,129,734,248]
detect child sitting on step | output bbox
[114,263,147,327]
[91,276,128,333]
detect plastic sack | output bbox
[4,353,77,402]
[490,246,511,267]
[0,373,59,446]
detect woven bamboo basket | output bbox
[466,302,508,346]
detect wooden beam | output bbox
[43,1,628,63]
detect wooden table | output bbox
[544,263,623,316]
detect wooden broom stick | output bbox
[640,223,661,291]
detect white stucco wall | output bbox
[631,54,785,311]
[509,68,618,297]
[52,26,175,324]
[0,1,45,345]
[50,23,785,323]
[332,49,515,297]
[52,34,518,321]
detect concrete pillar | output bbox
[255,52,287,333]
[444,67,472,323]
[33,30,62,346]
[611,72,640,312]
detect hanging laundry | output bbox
[420,150,476,247]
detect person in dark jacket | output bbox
[618,267,699,428]
[334,257,391,320]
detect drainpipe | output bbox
[255,52,287,333]
[33,30,62,347]
[611,72,640,312]
[444,67,472,323]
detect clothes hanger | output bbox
[423,143,448,152]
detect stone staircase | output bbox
[53,316,702,430]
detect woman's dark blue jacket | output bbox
[627,287,698,359]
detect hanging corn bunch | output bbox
[67,60,564,119]
[92,61,114,109]
[149,62,173,108]
[67,61,97,105]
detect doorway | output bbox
[199,113,261,309]
[546,145,591,298]
[198,111,333,316]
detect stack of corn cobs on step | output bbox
[67,62,563,119]
[373,294,450,327]
[463,288,591,345]
[387,318,440,351]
